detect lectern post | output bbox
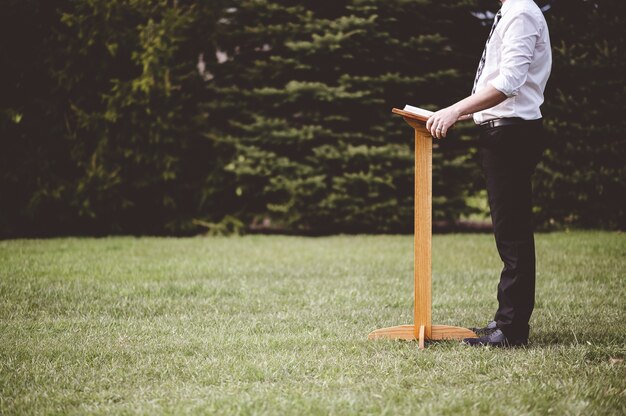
[367,108,477,349]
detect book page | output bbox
[403,105,434,118]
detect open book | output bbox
[391,105,435,123]
[402,105,434,118]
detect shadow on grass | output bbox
[529,326,625,353]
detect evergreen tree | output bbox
[206,0,486,233]
[536,0,626,229]
[3,0,622,235]
[1,0,228,235]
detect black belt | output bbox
[479,117,541,129]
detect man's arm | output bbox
[427,12,541,139]
[426,85,507,139]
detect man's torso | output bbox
[474,0,552,124]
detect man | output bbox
[425,0,552,347]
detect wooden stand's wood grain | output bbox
[368,108,477,349]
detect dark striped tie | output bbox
[472,10,503,95]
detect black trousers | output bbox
[479,120,545,340]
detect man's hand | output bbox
[426,106,462,139]
[425,86,508,139]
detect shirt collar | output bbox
[501,0,522,15]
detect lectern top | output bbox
[392,108,430,123]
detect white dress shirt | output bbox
[473,0,552,124]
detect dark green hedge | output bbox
[1,0,624,236]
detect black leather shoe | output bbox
[470,320,498,336]
[462,329,528,347]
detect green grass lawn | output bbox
[1,232,624,415]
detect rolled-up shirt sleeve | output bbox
[490,13,540,97]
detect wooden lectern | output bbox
[368,108,477,349]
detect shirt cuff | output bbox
[489,77,519,98]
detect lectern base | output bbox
[368,324,477,350]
